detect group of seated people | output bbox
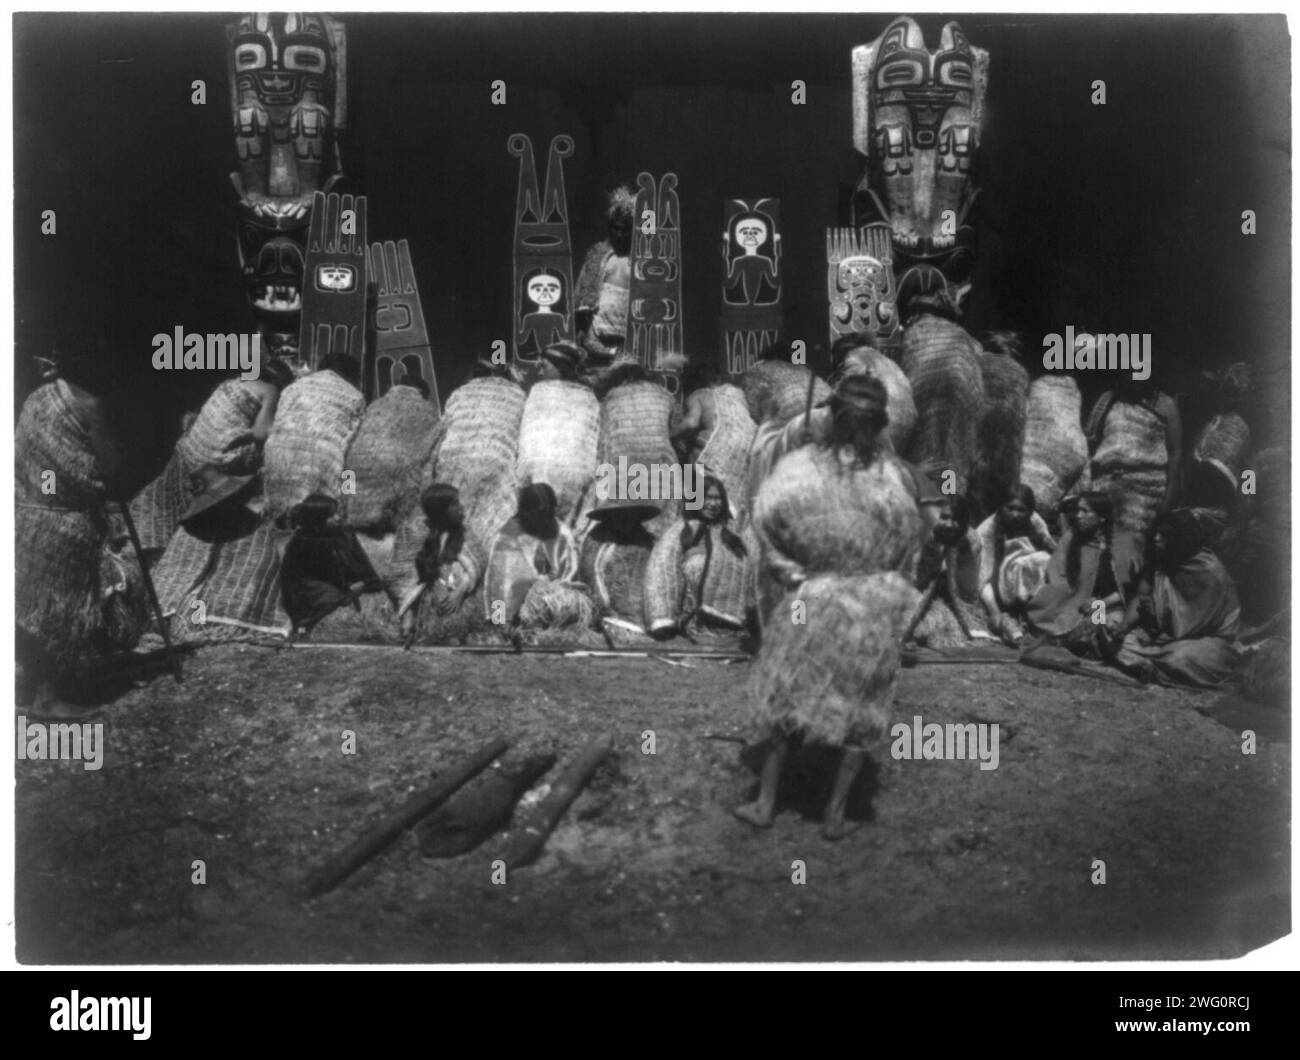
[280,473,751,650]
[928,483,1243,687]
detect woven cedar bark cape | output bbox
[1088,393,1173,552]
[693,383,758,523]
[516,379,601,526]
[15,381,118,671]
[643,519,751,633]
[131,380,269,551]
[900,313,986,493]
[263,370,366,519]
[975,349,1029,504]
[839,347,917,454]
[430,376,527,550]
[741,359,831,428]
[747,443,923,746]
[1019,374,1090,518]
[342,384,442,531]
[592,377,677,517]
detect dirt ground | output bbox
[14,641,1290,964]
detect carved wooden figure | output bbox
[628,172,684,396]
[227,12,347,222]
[509,134,576,372]
[368,239,438,407]
[826,223,901,352]
[300,191,368,369]
[720,198,783,381]
[851,16,988,301]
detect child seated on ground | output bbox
[973,484,1057,646]
[281,493,383,639]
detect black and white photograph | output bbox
[7,7,1292,969]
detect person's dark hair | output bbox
[47,333,109,392]
[982,330,1026,363]
[680,476,747,593]
[259,358,295,390]
[292,492,338,530]
[900,286,961,325]
[594,360,648,399]
[946,493,971,528]
[830,333,871,367]
[319,353,361,387]
[990,484,1051,606]
[679,358,720,395]
[1152,508,1204,567]
[517,482,559,539]
[1065,492,1114,588]
[416,483,465,584]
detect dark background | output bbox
[13,12,1291,484]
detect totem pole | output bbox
[826,224,900,350]
[509,134,576,378]
[227,12,347,365]
[839,16,989,341]
[628,171,684,397]
[368,238,438,405]
[719,198,783,381]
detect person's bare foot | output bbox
[733,801,774,828]
[821,817,861,841]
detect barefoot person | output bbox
[735,373,936,839]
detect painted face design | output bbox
[839,255,885,289]
[734,217,769,254]
[527,273,562,310]
[316,264,355,292]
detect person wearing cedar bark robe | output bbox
[1023,491,1142,658]
[397,483,487,646]
[579,497,659,638]
[972,484,1057,646]
[1105,509,1243,687]
[129,358,293,563]
[1085,373,1183,558]
[281,493,383,638]
[484,482,592,635]
[575,186,635,367]
[646,476,752,641]
[735,373,934,840]
[15,336,134,717]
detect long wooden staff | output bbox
[117,501,182,684]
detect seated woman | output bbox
[645,475,751,640]
[578,497,660,639]
[973,484,1057,646]
[280,493,383,639]
[396,483,487,645]
[484,483,593,636]
[1023,490,1142,656]
[1106,509,1242,687]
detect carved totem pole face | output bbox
[229,13,342,218]
[228,14,346,367]
[852,17,988,268]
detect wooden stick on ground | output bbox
[302,735,509,898]
[494,735,612,871]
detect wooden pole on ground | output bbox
[494,735,612,871]
[303,735,509,898]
